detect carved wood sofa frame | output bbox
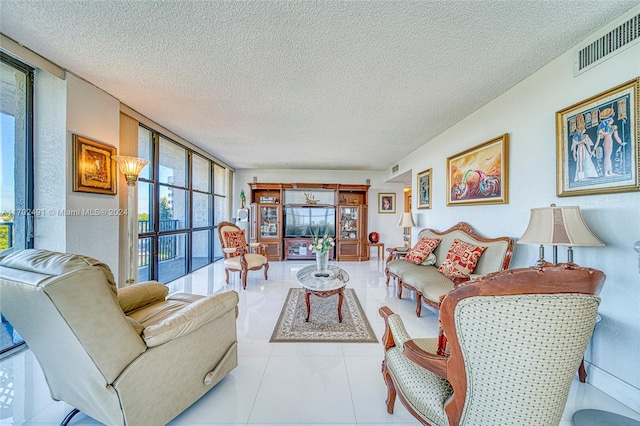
[385,222,514,316]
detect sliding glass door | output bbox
[0,53,33,356]
[138,125,228,283]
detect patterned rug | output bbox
[270,288,378,343]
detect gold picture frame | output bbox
[72,134,117,195]
[378,192,396,213]
[417,168,432,209]
[556,78,639,197]
[446,134,509,206]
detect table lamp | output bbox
[396,212,416,247]
[517,204,604,265]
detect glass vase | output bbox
[316,250,329,275]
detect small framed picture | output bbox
[556,78,639,196]
[417,168,432,209]
[378,192,396,213]
[72,134,117,195]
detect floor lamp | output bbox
[113,155,149,285]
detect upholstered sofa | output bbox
[0,249,239,426]
[385,222,513,316]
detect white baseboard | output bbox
[585,361,640,413]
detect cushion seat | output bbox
[224,253,269,270]
[403,266,454,304]
[386,345,452,426]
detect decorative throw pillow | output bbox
[223,230,247,258]
[421,252,437,266]
[405,237,442,264]
[438,239,486,279]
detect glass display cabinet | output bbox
[337,205,367,261]
[256,204,282,260]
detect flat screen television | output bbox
[284,206,336,238]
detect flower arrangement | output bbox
[309,229,335,254]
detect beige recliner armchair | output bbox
[0,249,239,426]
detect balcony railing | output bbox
[0,222,14,251]
[137,219,180,267]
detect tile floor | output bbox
[1,258,639,425]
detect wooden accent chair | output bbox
[217,221,269,289]
[379,263,605,426]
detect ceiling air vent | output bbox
[392,164,399,173]
[574,7,640,76]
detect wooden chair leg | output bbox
[241,270,247,289]
[415,293,422,317]
[578,359,587,383]
[224,269,230,284]
[381,360,397,414]
[397,281,403,299]
[264,263,269,280]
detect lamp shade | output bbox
[113,155,149,186]
[396,212,416,228]
[518,206,604,247]
[112,155,149,177]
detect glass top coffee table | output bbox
[296,265,349,323]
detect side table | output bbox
[385,247,408,263]
[369,242,384,259]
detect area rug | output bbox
[270,288,378,343]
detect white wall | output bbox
[33,69,66,252]
[33,72,122,278]
[233,169,406,248]
[65,74,121,275]
[390,43,640,407]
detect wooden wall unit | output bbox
[249,183,369,261]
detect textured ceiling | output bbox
[1,1,638,172]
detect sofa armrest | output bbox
[248,242,267,256]
[452,273,484,287]
[142,290,239,347]
[117,281,169,313]
[380,306,449,378]
[404,340,449,379]
[223,247,247,255]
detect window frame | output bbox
[138,125,227,282]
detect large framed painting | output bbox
[417,168,432,209]
[72,134,117,195]
[556,78,639,197]
[378,192,396,213]
[446,134,509,206]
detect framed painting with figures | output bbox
[378,193,396,213]
[417,168,432,209]
[556,78,639,196]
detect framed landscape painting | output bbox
[446,134,509,206]
[417,168,432,209]
[72,134,117,195]
[378,193,396,213]
[556,78,639,197]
